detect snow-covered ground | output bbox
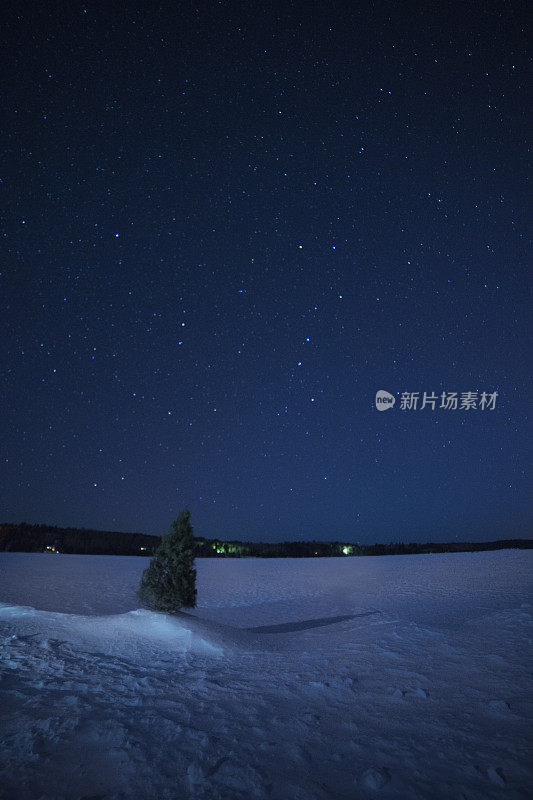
[0,550,531,800]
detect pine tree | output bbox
[138,510,197,611]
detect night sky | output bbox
[2,1,530,544]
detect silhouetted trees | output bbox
[1,521,530,558]
[0,522,157,555]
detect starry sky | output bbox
[1,1,530,543]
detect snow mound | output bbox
[0,603,223,658]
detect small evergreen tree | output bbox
[138,510,197,611]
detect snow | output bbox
[0,550,531,799]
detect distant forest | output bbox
[0,522,531,558]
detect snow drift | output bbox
[0,550,531,799]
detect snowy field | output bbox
[0,550,531,800]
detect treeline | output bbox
[195,538,533,557]
[0,522,158,555]
[0,522,531,558]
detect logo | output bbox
[375,390,395,411]
[374,390,498,411]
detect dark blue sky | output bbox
[1,1,530,543]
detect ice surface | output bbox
[0,550,531,799]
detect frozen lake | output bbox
[0,550,532,799]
